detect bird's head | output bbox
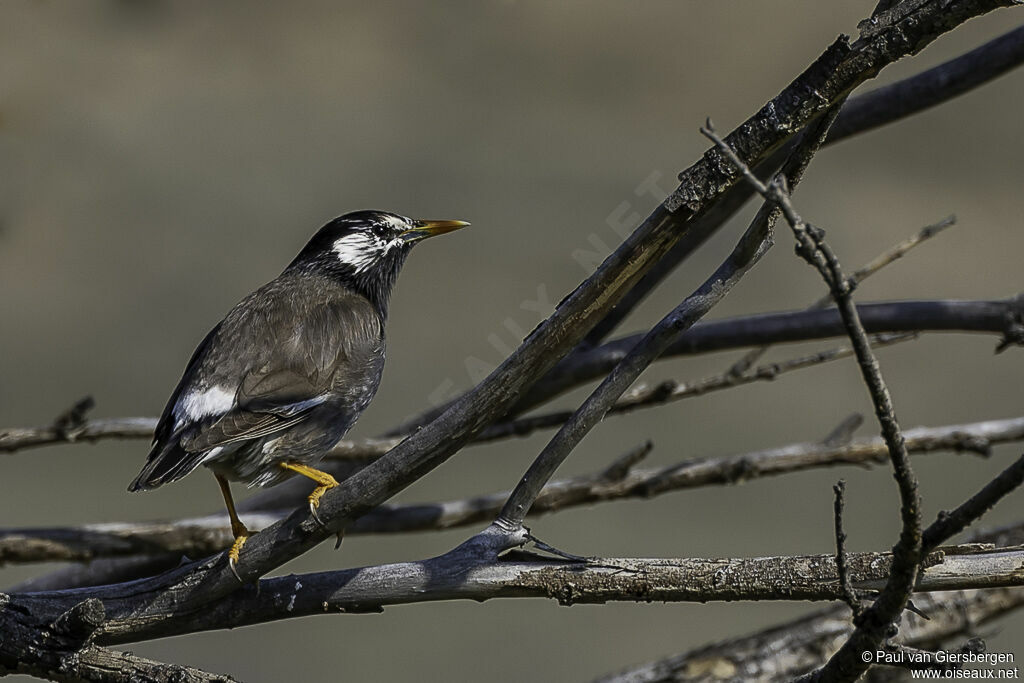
[289,210,469,317]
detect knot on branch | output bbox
[52,396,95,441]
[995,309,1024,353]
[52,598,106,646]
[951,432,992,457]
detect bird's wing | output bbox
[130,283,383,490]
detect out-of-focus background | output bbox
[2,2,1022,681]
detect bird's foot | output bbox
[279,462,340,528]
[307,479,339,527]
[227,525,250,582]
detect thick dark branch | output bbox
[5,417,1020,568]
[827,23,1024,145]
[0,595,236,682]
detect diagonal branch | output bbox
[386,18,1024,435]
[497,186,776,528]
[497,78,848,529]
[921,453,1024,554]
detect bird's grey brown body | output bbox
[130,273,384,491]
[129,211,467,497]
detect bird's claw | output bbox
[229,556,243,583]
[227,532,248,583]
[309,499,326,528]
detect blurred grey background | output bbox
[2,2,1023,681]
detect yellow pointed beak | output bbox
[400,219,470,242]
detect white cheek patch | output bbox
[177,385,235,423]
[332,233,385,273]
[332,231,405,273]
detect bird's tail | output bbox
[128,441,210,492]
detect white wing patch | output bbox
[177,385,236,422]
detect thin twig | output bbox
[833,480,862,619]
[702,119,923,683]
[728,216,954,376]
[475,335,911,444]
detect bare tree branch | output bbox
[517,297,1023,416]
[832,480,863,618]
[3,545,1020,646]
[5,416,1020,569]
[921,454,1024,554]
[3,2,1020,669]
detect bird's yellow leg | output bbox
[279,462,340,525]
[215,474,249,579]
